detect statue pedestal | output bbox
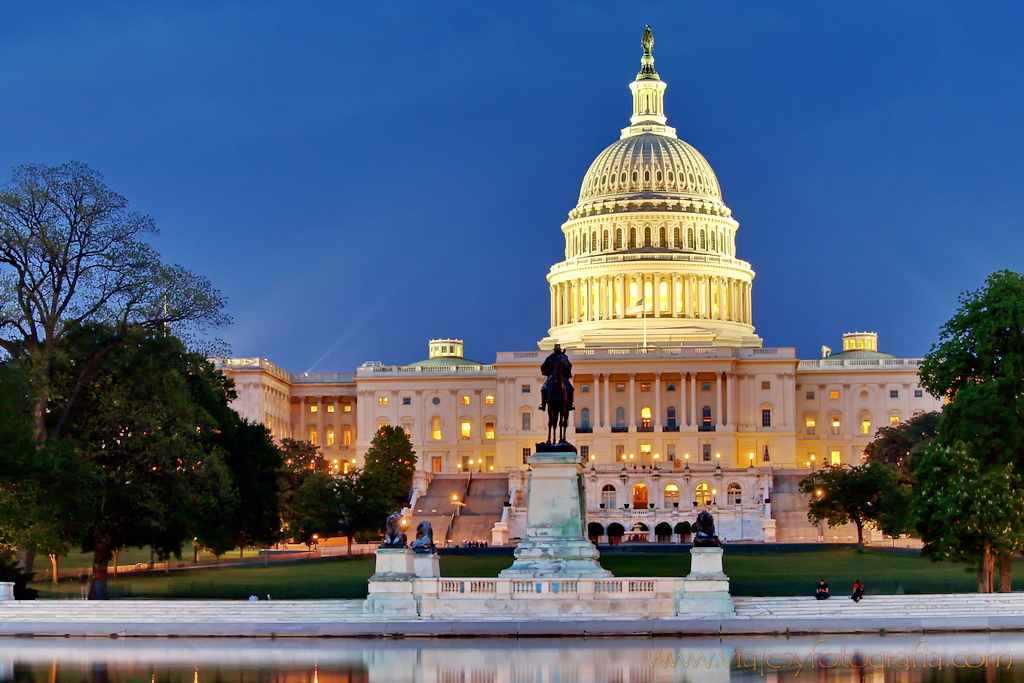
[500,449,610,578]
[364,547,418,615]
[413,551,440,578]
[678,547,734,616]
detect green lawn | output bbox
[31,548,990,600]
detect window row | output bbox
[804,388,926,401]
[567,224,735,258]
[306,426,352,447]
[305,404,351,413]
[376,395,496,407]
[599,481,743,508]
[803,411,906,436]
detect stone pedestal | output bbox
[678,547,734,616]
[0,582,12,601]
[413,551,440,578]
[500,448,611,578]
[364,547,418,615]
[762,519,777,542]
[491,520,509,546]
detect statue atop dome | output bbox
[638,25,658,78]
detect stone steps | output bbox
[733,594,1024,619]
[0,599,369,622]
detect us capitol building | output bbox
[215,31,941,545]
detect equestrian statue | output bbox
[538,344,574,445]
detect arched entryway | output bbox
[632,483,649,509]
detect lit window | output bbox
[308,429,318,446]
[640,383,651,392]
[402,423,411,436]
[522,385,531,394]
[461,421,472,439]
[327,405,335,413]
[485,395,495,404]
[641,407,652,429]
[890,415,900,426]
[702,444,711,462]
[522,448,531,463]
[522,413,532,430]
[402,397,411,405]
[831,418,841,435]
[616,444,625,459]
[806,418,816,435]
[343,404,351,412]
[702,382,711,391]
[762,409,771,427]
[830,450,841,465]
[378,397,388,406]
[914,389,923,398]
[695,483,711,505]
[431,417,442,441]
[581,384,590,393]
[485,421,495,440]
[343,427,351,445]
[615,383,625,392]
[309,405,318,413]
[761,381,771,390]
[860,419,871,435]
[432,456,442,473]
[806,391,815,400]
[461,396,471,405]
[830,390,840,399]
[326,429,335,446]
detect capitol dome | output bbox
[540,27,760,350]
[577,134,724,211]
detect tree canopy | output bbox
[799,463,896,547]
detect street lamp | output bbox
[715,452,722,473]
[711,488,718,506]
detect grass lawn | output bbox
[31,548,991,600]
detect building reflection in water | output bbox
[1,634,1024,682]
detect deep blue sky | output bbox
[2,2,1021,371]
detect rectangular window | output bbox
[308,429,318,446]
[640,382,651,392]
[432,456,442,473]
[914,389,923,398]
[830,450,841,465]
[890,390,899,399]
[522,447,531,463]
[890,415,900,426]
[806,418,816,435]
[485,421,495,440]
[521,413,531,430]
[343,427,351,445]
[761,409,771,427]
[327,405,335,413]
[580,445,590,459]
[521,385,531,394]
[861,419,871,435]
[580,384,590,393]
[761,381,771,390]
[309,405,318,413]
[461,396,471,405]
[326,428,335,446]
[667,444,676,460]
[343,404,352,412]
[402,397,411,405]
[485,395,495,404]
[831,418,841,435]
[806,391,815,400]
[615,383,626,392]
[461,421,472,439]
[702,444,712,461]
[615,444,625,460]
[378,396,388,406]
[830,390,840,399]
[702,382,711,391]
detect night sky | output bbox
[2,2,1021,372]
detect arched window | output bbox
[632,483,648,509]
[687,228,694,249]
[641,406,652,430]
[615,407,626,429]
[860,410,872,435]
[580,407,591,430]
[695,483,711,506]
[630,227,637,248]
[710,231,717,251]
[629,280,639,309]
[666,406,677,428]
[620,172,626,183]
[591,232,597,252]
[664,484,680,507]
[431,416,442,441]
[644,170,650,182]
[644,227,652,246]
[659,226,666,246]
[727,483,742,505]
[673,227,680,247]
[700,230,707,250]
[602,230,609,250]
[656,170,662,182]
[831,416,841,435]
[601,484,617,509]
[615,228,623,249]
[702,406,713,430]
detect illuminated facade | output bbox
[214,34,942,543]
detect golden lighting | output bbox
[653,453,660,459]
[451,494,459,501]
[715,453,721,459]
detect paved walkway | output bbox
[2,594,1023,637]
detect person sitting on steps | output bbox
[851,579,865,602]
[814,579,830,600]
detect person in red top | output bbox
[851,580,865,602]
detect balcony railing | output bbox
[610,426,628,433]
[575,427,593,434]
[662,425,679,432]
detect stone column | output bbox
[688,372,697,427]
[629,373,636,432]
[602,373,611,428]
[654,374,662,430]
[716,373,724,427]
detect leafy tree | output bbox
[912,444,1024,593]
[54,326,237,598]
[0,161,227,448]
[278,438,328,540]
[359,426,417,533]
[864,410,941,477]
[799,463,896,548]
[291,472,342,545]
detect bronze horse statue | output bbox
[539,344,574,445]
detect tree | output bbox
[912,444,1024,593]
[0,162,227,448]
[278,438,329,540]
[799,463,896,548]
[54,326,237,598]
[291,472,342,545]
[359,426,417,532]
[917,270,1024,588]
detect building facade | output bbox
[214,33,942,544]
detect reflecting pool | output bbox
[3,634,1024,682]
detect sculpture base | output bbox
[679,547,733,615]
[500,539,611,578]
[413,552,440,578]
[364,548,418,615]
